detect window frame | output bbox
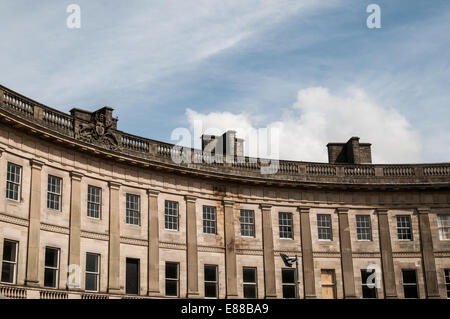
[44,247,60,289]
[240,209,255,237]
[87,185,102,219]
[165,262,180,297]
[320,269,336,299]
[6,162,22,202]
[202,206,217,235]
[279,212,294,239]
[281,268,297,298]
[164,200,179,231]
[204,264,218,299]
[85,252,100,292]
[396,215,413,241]
[1,239,18,284]
[437,215,450,241]
[356,215,373,241]
[317,214,332,240]
[445,269,450,299]
[242,266,258,299]
[47,175,62,211]
[125,193,140,226]
[401,269,419,299]
[360,269,377,299]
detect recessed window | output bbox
[204,265,218,298]
[361,269,377,298]
[321,269,336,299]
[165,262,179,297]
[240,210,255,237]
[87,185,101,219]
[356,215,372,241]
[402,269,418,298]
[397,215,412,240]
[437,215,450,241]
[282,268,296,298]
[1,240,18,284]
[445,269,450,298]
[243,267,257,298]
[44,247,60,288]
[203,206,217,234]
[85,253,100,292]
[6,163,21,201]
[126,194,140,225]
[47,175,62,210]
[317,214,332,240]
[279,212,293,239]
[165,201,179,230]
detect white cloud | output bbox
[184,87,423,163]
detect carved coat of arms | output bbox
[75,111,120,151]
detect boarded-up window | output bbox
[321,269,336,299]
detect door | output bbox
[126,258,140,295]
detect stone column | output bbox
[417,207,440,298]
[185,195,199,298]
[68,171,83,290]
[25,159,44,287]
[147,190,160,296]
[260,204,276,298]
[299,207,316,298]
[108,181,121,294]
[337,208,357,298]
[223,200,238,298]
[376,209,397,298]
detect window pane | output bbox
[403,286,418,298]
[1,262,14,283]
[86,253,99,272]
[402,270,417,284]
[243,285,257,298]
[282,285,296,299]
[2,241,17,262]
[204,265,217,282]
[166,263,178,279]
[166,280,178,296]
[85,273,98,291]
[362,285,377,298]
[45,248,58,267]
[44,268,57,287]
[243,267,256,283]
[165,201,179,230]
[240,210,255,237]
[282,269,295,284]
[317,214,332,240]
[205,282,217,298]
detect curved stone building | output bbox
[0,85,449,299]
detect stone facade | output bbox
[0,85,449,299]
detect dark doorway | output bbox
[126,258,140,295]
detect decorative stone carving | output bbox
[75,108,120,151]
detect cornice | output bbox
[1,84,450,191]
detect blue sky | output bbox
[0,1,449,163]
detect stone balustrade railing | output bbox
[1,85,450,185]
[0,285,27,299]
